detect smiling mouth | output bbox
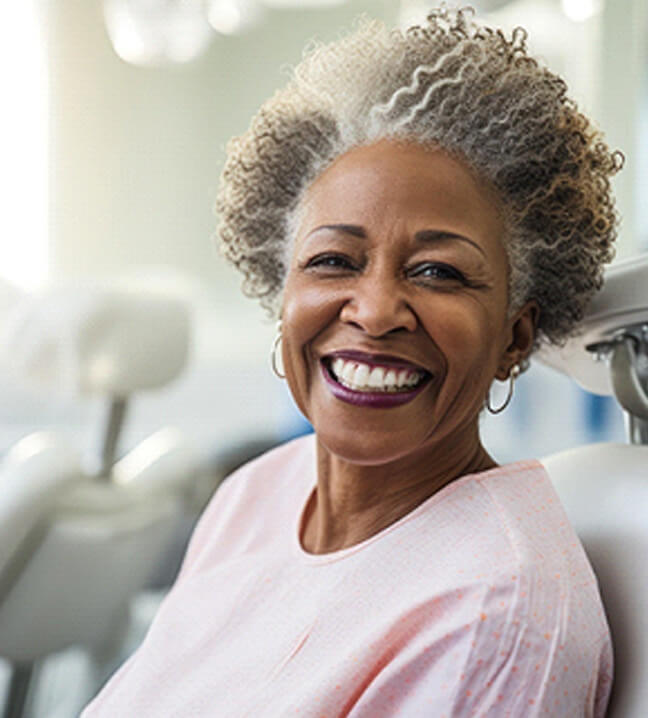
[322,354,432,394]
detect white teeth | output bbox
[355,363,370,386]
[341,362,355,384]
[329,358,426,393]
[368,367,386,388]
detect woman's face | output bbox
[281,139,535,466]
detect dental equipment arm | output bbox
[537,253,648,444]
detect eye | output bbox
[304,253,358,271]
[407,262,467,284]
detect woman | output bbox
[83,7,620,717]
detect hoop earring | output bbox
[271,321,285,379]
[486,363,521,415]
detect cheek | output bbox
[282,279,341,349]
[425,299,506,375]
[280,278,343,413]
[425,305,504,421]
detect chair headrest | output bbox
[536,253,648,396]
[0,285,191,397]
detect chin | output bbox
[314,426,428,467]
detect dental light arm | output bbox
[537,254,648,445]
[609,335,648,420]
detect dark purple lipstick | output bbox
[320,357,431,409]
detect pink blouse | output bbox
[82,435,612,717]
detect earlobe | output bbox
[495,300,540,380]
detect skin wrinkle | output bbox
[215,6,619,561]
[281,140,537,555]
[216,10,621,345]
[304,224,490,262]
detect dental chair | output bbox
[0,285,199,718]
[538,254,648,718]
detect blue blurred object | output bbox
[584,391,614,441]
[281,408,313,441]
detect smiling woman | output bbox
[82,7,618,718]
[281,140,533,480]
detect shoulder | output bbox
[197,433,315,523]
[453,459,602,614]
[442,459,558,517]
[473,458,555,493]
[471,459,610,643]
[219,432,315,491]
[437,459,569,561]
[470,459,571,542]
[175,434,314,578]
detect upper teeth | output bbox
[330,358,425,393]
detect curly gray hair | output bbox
[216,7,622,346]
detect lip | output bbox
[320,357,432,409]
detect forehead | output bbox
[297,139,506,256]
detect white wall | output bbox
[47,0,398,289]
[38,0,399,460]
[11,0,641,464]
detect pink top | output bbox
[82,435,612,717]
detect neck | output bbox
[301,425,496,555]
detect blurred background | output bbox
[0,0,646,715]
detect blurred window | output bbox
[0,0,48,289]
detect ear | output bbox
[494,300,540,381]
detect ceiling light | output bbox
[103,0,213,66]
[207,0,263,35]
[259,0,347,9]
[561,0,603,23]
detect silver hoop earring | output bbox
[486,363,521,415]
[271,321,285,379]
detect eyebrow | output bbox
[307,224,367,239]
[306,224,487,258]
[414,229,487,258]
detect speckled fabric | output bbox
[82,435,612,717]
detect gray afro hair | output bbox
[216,6,623,346]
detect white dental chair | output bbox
[538,254,648,718]
[0,286,199,718]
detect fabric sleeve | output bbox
[348,586,612,718]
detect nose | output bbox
[338,274,418,337]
